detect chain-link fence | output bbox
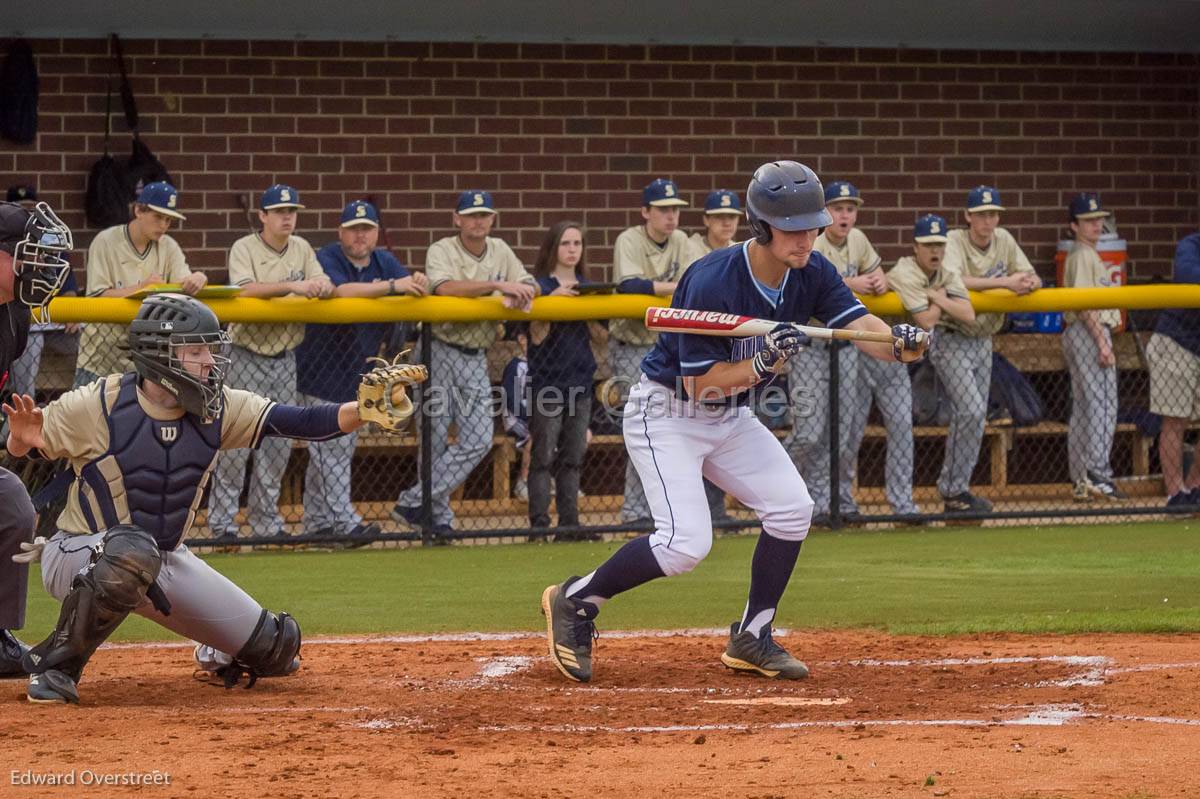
[7,302,1200,548]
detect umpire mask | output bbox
[127,294,232,423]
[0,202,73,320]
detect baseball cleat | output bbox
[721,622,810,680]
[540,578,598,683]
[27,669,79,704]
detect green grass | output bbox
[20,520,1200,641]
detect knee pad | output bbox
[761,493,814,542]
[651,538,712,577]
[25,525,161,679]
[233,609,301,682]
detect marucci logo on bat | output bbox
[646,308,743,326]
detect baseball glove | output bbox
[357,351,428,433]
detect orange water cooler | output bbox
[1054,232,1127,331]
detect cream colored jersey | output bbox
[1063,242,1120,328]
[425,235,534,350]
[887,256,972,334]
[943,227,1034,337]
[226,233,327,356]
[686,232,717,265]
[77,225,194,376]
[38,376,274,539]
[813,228,882,280]
[611,226,692,345]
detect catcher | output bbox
[3,293,425,703]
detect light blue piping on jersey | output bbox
[742,241,788,308]
[827,300,868,327]
[680,358,719,369]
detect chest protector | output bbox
[76,373,223,550]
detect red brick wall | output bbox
[3,38,1198,282]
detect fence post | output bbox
[828,341,842,529]
[419,323,435,545]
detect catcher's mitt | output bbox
[358,352,428,432]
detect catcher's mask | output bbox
[127,293,231,423]
[0,201,73,320]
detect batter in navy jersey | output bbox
[541,162,929,682]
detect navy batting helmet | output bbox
[745,161,832,245]
[128,294,231,423]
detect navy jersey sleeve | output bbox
[673,270,734,376]
[316,244,353,287]
[1175,235,1200,284]
[809,254,868,328]
[378,250,411,280]
[535,275,558,295]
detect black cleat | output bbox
[27,669,79,704]
[540,578,598,683]
[720,622,809,680]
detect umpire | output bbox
[0,200,73,677]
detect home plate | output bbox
[702,697,852,706]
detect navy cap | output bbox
[455,190,496,215]
[136,181,186,221]
[5,185,36,204]
[1068,192,1110,222]
[260,183,305,211]
[703,189,741,215]
[913,214,949,244]
[966,185,1005,213]
[642,178,687,208]
[824,181,863,206]
[340,200,380,228]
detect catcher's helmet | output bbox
[0,201,73,317]
[128,294,231,423]
[745,161,832,245]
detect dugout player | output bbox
[0,201,73,678]
[75,181,209,386]
[541,162,929,683]
[936,187,1040,512]
[298,200,428,541]
[4,293,393,703]
[610,179,693,525]
[391,191,537,537]
[685,189,742,263]
[784,181,887,523]
[207,184,333,543]
[823,183,922,519]
[888,215,980,507]
[1062,193,1126,501]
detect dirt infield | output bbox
[3,630,1200,798]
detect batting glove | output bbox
[892,324,930,363]
[751,324,808,380]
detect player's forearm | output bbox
[434,280,499,297]
[939,296,976,323]
[236,281,301,298]
[333,280,389,298]
[1080,311,1110,347]
[845,314,896,362]
[960,275,1006,290]
[651,281,677,295]
[98,286,143,298]
[689,360,761,400]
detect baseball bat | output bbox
[644,307,897,344]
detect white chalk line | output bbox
[99,627,739,651]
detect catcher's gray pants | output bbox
[396,338,492,527]
[208,347,298,537]
[929,331,992,497]
[299,393,363,535]
[40,530,264,659]
[610,340,654,521]
[847,355,919,514]
[1062,322,1117,484]
[782,342,860,515]
[0,468,36,629]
